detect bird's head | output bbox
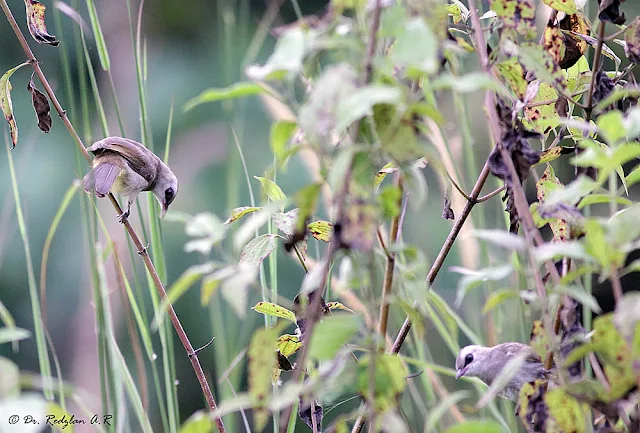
[152,165,178,219]
[455,345,492,380]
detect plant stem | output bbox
[377,175,403,341]
[0,2,225,431]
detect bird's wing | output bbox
[82,159,122,197]
[498,342,542,363]
[87,137,158,183]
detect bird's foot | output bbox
[117,210,130,224]
[137,243,150,255]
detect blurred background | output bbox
[1,0,639,431]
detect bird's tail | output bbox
[82,163,119,198]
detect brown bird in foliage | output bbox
[82,136,178,222]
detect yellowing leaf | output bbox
[24,0,59,46]
[543,0,579,14]
[307,220,332,242]
[326,302,354,313]
[0,62,29,149]
[277,334,302,357]
[254,176,286,207]
[544,388,588,433]
[224,206,261,224]
[248,326,278,432]
[496,58,527,99]
[252,302,297,323]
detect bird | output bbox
[455,342,553,402]
[82,136,178,223]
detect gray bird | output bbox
[82,136,178,222]
[455,342,552,401]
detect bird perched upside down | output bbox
[82,137,178,222]
[455,342,553,402]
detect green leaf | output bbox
[596,110,626,145]
[254,176,287,208]
[224,206,262,224]
[246,27,317,80]
[483,289,519,314]
[515,41,566,89]
[239,234,279,267]
[445,421,503,433]
[179,410,213,433]
[0,327,31,345]
[391,17,438,74]
[204,265,258,317]
[472,229,525,251]
[554,285,602,313]
[378,185,402,219]
[0,62,29,149]
[356,354,408,412]
[252,302,297,323]
[375,104,423,162]
[308,315,360,360]
[248,326,279,432]
[184,82,266,111]
[452,265,513,306]
[431,72,502,93]
[496,57,527,99]
[335,85,402,133]
[270,120,298,169]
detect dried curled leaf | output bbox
[298,399,323,432]
[1,62,29,149]
[593,70,621,112]
[488,102,541,233]
[442,194,455,220]
[24,0,59,46]
[27,72,51,133]
[597,0,626,25]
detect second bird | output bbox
[82,136,178,222]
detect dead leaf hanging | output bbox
[27,72,52,133]
[1,62,30,149]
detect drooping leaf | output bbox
[252,302,297,323]
[298,399,323,432]
[0,62,29,149]
[26,72,51,133]
[223,206,262,224]
[597,0,625,25]
[24,0,59,46]
[624,17,640,63]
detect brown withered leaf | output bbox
[335,196,378,252]
[298,399,323,432]
[276,351,293,371]
[293,290,329,341]
[593,70,622,112]
[489,99,541,233]
[26,72,51,133]
[559,298,585,379]
[597,0,626,25]
[624,17,640,64]
[558,13,589,69]
[24,0,59,46]
[442,194,454,220]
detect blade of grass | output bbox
[4,136,53,400]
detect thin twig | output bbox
[584,22,607,122]
[609,265,623,305]
[0,2,226,432]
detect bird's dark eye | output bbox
[165,187,175,205]
[464,353,474,366]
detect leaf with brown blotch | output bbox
[490,0,536,40]
[24,0,59,46]
[1,62,29,149]
[336,196,378,252]
[559,13,589,69]
[27,72,51,133]
[543,22,566,67]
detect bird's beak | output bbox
[160,202,168,219]
[455,367,467,380]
